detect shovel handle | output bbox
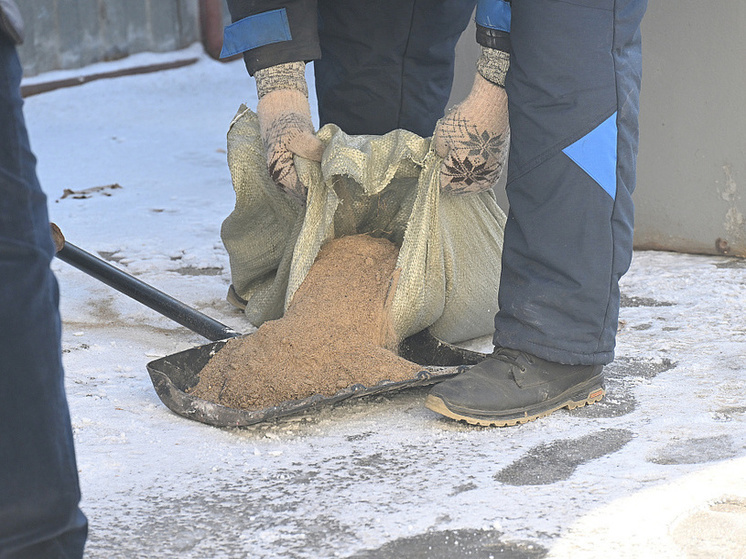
[51,223,241,342]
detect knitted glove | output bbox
[433,47,510,194]
[255,62,324,204]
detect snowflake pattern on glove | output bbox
[437,114,509,194]
[466,129,506,161]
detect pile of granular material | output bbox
[189,234,423,410]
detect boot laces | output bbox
[492,347,535,372]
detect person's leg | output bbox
[0,40,88,558]
[494,0,646,366]
[427,0,647,425]
[314,0,476,136]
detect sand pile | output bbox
[189,234,422,410]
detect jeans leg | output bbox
[0,40,87,559]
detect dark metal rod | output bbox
[55,242,241,342]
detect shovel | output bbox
[51,224,487,427]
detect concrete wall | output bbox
[16,0,201,77]
[635,1,746,257]
[450,4,746,257]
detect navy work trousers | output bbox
[314,0,646,365]
[494,0,647,365]
[0,41,87,558]
[315,0,477,136]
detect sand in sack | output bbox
[189,234,422,410]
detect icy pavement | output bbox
[22,45,746,558]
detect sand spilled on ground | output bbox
[189,234,422,410]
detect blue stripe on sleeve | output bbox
[220,8,292,58]
[476,0,512,33]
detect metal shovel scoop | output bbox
[52,224,486,427]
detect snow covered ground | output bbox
[23,45,746,558]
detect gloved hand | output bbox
[433,47,510,194]
[255,62,324,204]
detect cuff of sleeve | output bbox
[476,24,510,53]
[476,47,510,88]
[224,0,320,75]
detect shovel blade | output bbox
[146,330,486,428]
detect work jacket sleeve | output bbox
[475,0,511,53]
[223,0,321,76]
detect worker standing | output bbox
[221,0,647,426]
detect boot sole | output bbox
[425,382,605,427]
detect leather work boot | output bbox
[426,348,605,426]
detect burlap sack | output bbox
[221,106,506,344]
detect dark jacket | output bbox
[225,0,321,75]
[224,0,509,75]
